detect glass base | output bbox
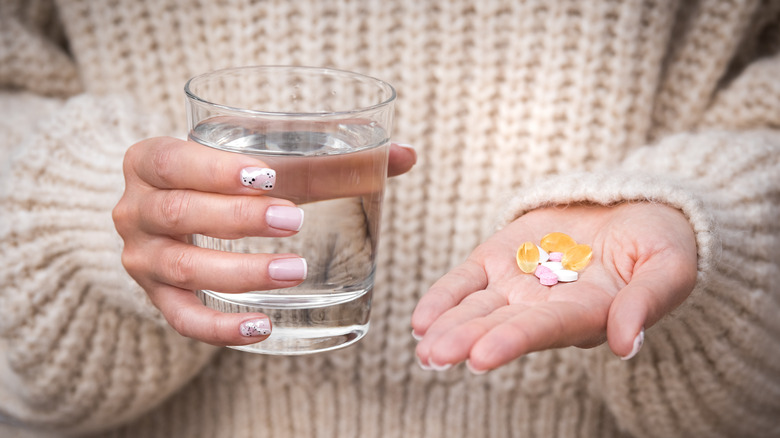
[196,289,371,355]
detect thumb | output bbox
[387,142,416,177]
[606,259,696,360]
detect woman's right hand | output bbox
[113,136,416,346]
[112,136,308,346]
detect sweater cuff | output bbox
[497,170,718,285]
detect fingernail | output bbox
[429,359,452,372]
[239,317,271,337]
[621,327,645,361]
[417,357,433,371]
[268,257,307,281]
[266,206,304,231]
[466,359,487,375]
[240,167,276,190]
[411,330,423,341]
[395,142,415,151]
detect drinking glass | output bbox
[184,66,396,354]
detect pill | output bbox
[541,261,563,272]
[548,252,563,262]
[516,241,540,274]
[537,245,550,263]
[561,244,593,271]
[539,271,559,286]
[540,232,577,253]
[534,264,552,279]
[555,269,578,282]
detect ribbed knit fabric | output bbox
[1,0,779,437]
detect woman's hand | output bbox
[412,202,697,373]
[113,136,415,346]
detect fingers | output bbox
[410,259,488,337]
[467,300,605,372]
[125,136,272,193]
[137,189,304,238]
[606,253,697,360]
[418,292,607,373]
[415,289,508,368]
[388,143,417,177]
[122,240,307,294]
[147,285,272,347]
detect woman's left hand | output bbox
[412,202,698,373]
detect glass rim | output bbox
[184,65,397,117]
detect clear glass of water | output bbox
[184,66,396,355]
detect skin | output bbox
[411,202,698,371]
[113,136,417,347]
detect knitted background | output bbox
[1,0,779,437]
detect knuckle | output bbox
[167,306,193,338]
[119,246,144,276]
[159,190,191,229]
[231,197,258,228]
[168,306,222,344]
[150,137,180,185]
[111,200,132,235]
[165,249,198,286]
[122,142,143,172]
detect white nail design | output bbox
[241,167,276,190]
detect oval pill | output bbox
[534,264,552,279]
[516,241,540,274]
[539,271,559,286]
[540,232,577,253]
[555,269,578,282]
[541,261,563,272]
[561,244,593,271]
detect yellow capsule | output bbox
[561,244,593,271]
[516,241,540,274]
[540,232,577,253]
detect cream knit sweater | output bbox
[1,0,779,437]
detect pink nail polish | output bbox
[239,318,271,337]
[268,258,307,281]
[266,206,304,231]
[240,167,276,190]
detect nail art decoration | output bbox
[239,318,272,337]
[241,167,276,190]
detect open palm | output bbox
[412,202,698,373]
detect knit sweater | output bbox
[1,0,779,437]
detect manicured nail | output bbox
[465,359,487,375]
[240,167,276,190]
[417,357,433,371]
[268,257,307,281]
[239,317,271,337]
[411,330,423,341]
[266,206,304,231]
[394,142,415,151]
[621,327,645,360]
[429,359,452,372]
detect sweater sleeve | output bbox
[496,60,780,437]
[0,94,219,435]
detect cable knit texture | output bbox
[0,0,779,437]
